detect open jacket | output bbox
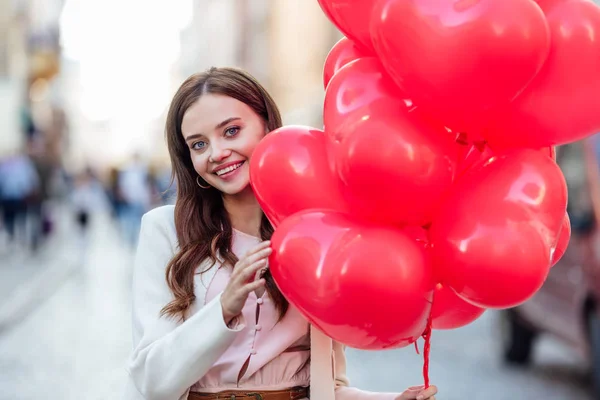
[121,205,396,400]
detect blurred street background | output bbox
[0,1,597,399]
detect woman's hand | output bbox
[396,385,438,400]
[220,240,271,324]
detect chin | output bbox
[218,181,253,197]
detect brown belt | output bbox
[188,386,309,400]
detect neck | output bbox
[222,186,263,238]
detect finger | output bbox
[233,242,271,273]
[254,264,269,281]
[417,386,438,400]
[237,259,268,284]
[241,247,272,270]
[407,386,425,391]
[424,385,438,395]
[244,240,271,258]
[397,392,417,400]
[242,278,266,294]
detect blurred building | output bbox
[0,0,66,163]
[0,0,28,155]
[178,0,342,128]
[2,1,342,171]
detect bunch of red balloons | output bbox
[250,0,599,350]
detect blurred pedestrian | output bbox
[106,167,124,219]
[154,164,176,205]
[70,167,109,238]
[0,151,40,249]
[28,136,55,250]
[116,154,152,246]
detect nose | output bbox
[209,142,232,163]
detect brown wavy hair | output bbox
[161,67,288,322]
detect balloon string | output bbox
[422,314,432,388]
[421,294,434,389]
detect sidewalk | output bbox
[0,205,82,331]
[0,209,135,400]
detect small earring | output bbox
[196,176,211,189]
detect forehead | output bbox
[181,94,257,136]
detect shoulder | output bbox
[139,205,177,250]
[142,204,175,227]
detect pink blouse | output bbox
[191,229,311,394]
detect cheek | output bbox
[239,132,265,157]
[245,143,259,158]
[190,152,209,173]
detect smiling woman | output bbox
[163,67,284,320]
[120,67,438,400]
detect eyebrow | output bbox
[184,117,242,143]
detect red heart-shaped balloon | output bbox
[250,126,347,227]
[456,142,555,179]
[371,0,550,136]
[533,0,566,12]
[270,210,434,350]
[317,0,376,54]
[323,56,395,174]
[485,0,600,148]
[430,150,568,308]
[551,213,571,267]
[324,57,458,227]
[323,37,367,89]
[324,57,403,147]
[431,284,486,330]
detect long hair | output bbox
[161,67,288,321]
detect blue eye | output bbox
[225,126,240,137]
[192,141,206,150]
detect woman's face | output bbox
[181,94,266,195]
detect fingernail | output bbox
[417,396,423,400]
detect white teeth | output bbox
[216,162,243,176]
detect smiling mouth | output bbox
[215,161,244,176]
